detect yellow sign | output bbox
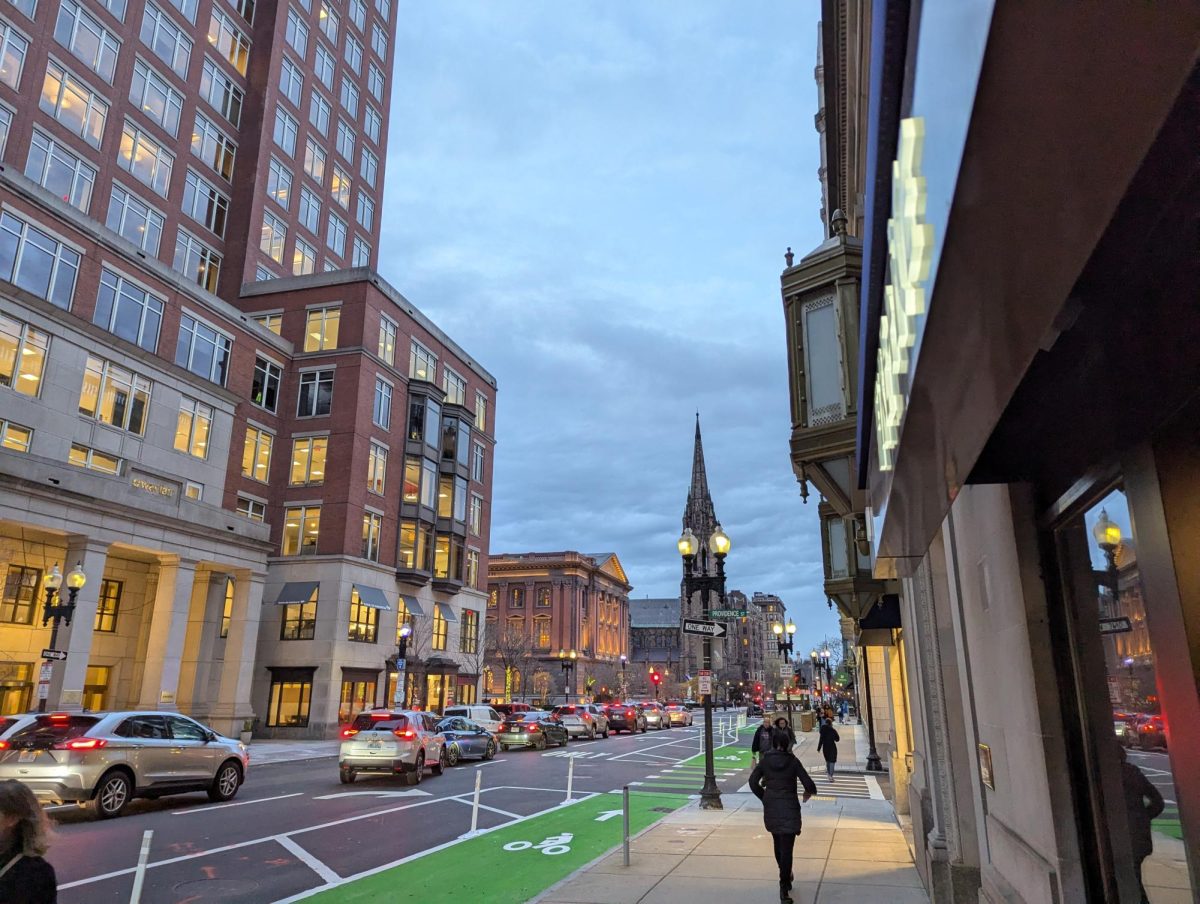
[875,117,934,471]
[132,478,176,497]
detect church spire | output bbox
[683,414,717,537]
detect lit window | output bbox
[260,210,286,262]
[0,211,81,310]
[280,592,317,640]
[475,392,488,431]
[175,313,231,383]
[140,4,191,77]
[0,419,32,453]
[361,511,382,561]
[0,314,49,397]
[40,61,108,149]
[219,578,234,637]
[409,341,436,382]
[330,164,350,207]
[236,496,266,522]
[251,356,281,411]
[267,673,313,723]
[377,316,397,365]
[282,505,321,556]
[372,376,391,428]
[183,169,229,237]
[293,236,317,275]
[200,57,243,126]
[94,268,164,351]
[267,158,292,209]
[367,441,387,494]
[174,396,213,459]
[241,426,273,482]
[253,312,282,334]
[289,435,327,485]
[118,121,173,197]
[208,9,250,75]
[304,306,339,351]
[54,0,120,82]
[297,369,334,416]
[191,113,236,181]
[68,443,121,474]
[25,131,96,213]
[172,231,221,293]
[461,608,478,652]
[184,481,202,501]
[443,368,466,406]
[432,605,447,651]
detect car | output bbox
[0,711,247,819]
[639,701,669,730]
[492,702,534,719]
[605,703,647,734]
[550,705,607,740]
[0,713,40,742]
[496,712,569,750]
[436,717,498,764]
[1131,714,1167,750]
[443,705,504,733]
[339,709,447,785]
[582,704,611,736]
[1114,719,1135,747]
[665,703,694,726]
[746,703,765,717]
[683,699,700,711]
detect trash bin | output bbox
[800,711,816,732]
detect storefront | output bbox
[856,2,1199,900]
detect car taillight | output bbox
[393,729,416,739]
[528,724,540,732]
[58,737,106,750]
[0,741,7,750]
[341,728,358,738]
[49,712,71,722]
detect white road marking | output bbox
[171,792,303,815]
[449,797,520,819]
[276,835,341,886]
[313,790,432,800]
[473,758,506,766]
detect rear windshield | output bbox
[444,708,467,717]
[7,715,100,749]
[0,718,14,736]
[351,713,408,731]
[551,707,577,716]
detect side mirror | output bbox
[207,731,218,743]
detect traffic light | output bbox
[650,671,662,686]
[755,683,763,694]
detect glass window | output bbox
[289,435,327,485]
[280,56,303,106]
[241,426,272,481]
[364,105,382,143]
[273,106,298,156]
[372,376,391,428]
[326,213,346,257]
[402,456,420,504]
[267,675,312,725]
[361,511,381,561]
[465,549,480,589]
[330,164,350,208]
[40,61,108,148]
[437,474,453,519]
[304,307,339,351]
[279,591,317,639]
[267,158,292,209]
[471,442,484,482]
[200,57,243,126]
[25,130,96,213]
[292,236,316,276]
[6,0,35,18]
[420,458,437,509]
[469,494,483,536]
[118,121,173,196]
[534,616,550,648]
[335,117,354,161]
[236,496,266,522]
[0,212,81,310]
[475,392,488,432]
[174,396,212,459]
[165,0,196,24]
[106,186,163,255]
[356,192,374,231]
[282,505,320,555]
[139,4,191,77]
[130,58,183,136]
[231,0,254,25]
[299,186,321,232]
[371,22,386,59]
[0,314,49,397]
[410,341,436,383]
[367,61,384,100]
[182,169,229,237]
[0,23,26,91]
[309,90,330,135]
[432,605,447,651]
[0,420,32,453]
[297,369,333,416]
[375,0,389,20]
[191,113,236,181]
[348,588,378,640]
[175,313,231,383]
[93,579,121,632]
[285,7,308,56]
[314,41,334,87]
[253,312,282,334]
[54,0,120,82]
[349,0,365,29]
[368,441,387,494]
[442,368,466,406]
[94,268,163,351]
[340,78,359,118]
[454,475,470,523]
[359,147,378,188]
[68,443,121,474]
[0,105,11,157]
[318,2,337,40]
[352,236,370,268]
[208,9,249,75]
[260,209,286,262]
[251,356,281,411]
[219,577,234,637]
[183,480,202,501]
[173,231,221,292]
[0,566,39,624]
[461,608,478,653]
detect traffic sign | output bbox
[41,649,67,661]
[709,609,748,618]
[1099,616,1132,635]
[682,619,727,638]
[698,670,712,695]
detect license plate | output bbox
[367,740,382,750]
[18,751,36,763]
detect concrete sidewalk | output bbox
[534,792,928,904]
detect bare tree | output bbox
[486,621,532,703]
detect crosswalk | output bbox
[804,770,882,800]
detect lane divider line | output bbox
[275,835,341,886]
[170,792,304,816]
[448,797,521,819]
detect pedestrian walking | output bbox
[839,699,848,724]
[817,718,840,781]
[750,713,773,765]
[0,780,57,903]
[1118,745,1164,903]
[749,728,818,903]
[773,716,796,751]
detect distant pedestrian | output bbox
[750,714,773,765]
[817,718,840,781]
[749,728,817,904]
[839,700,848,724]
[0,780,57,903]
[1119,745,1164,902]
[773,716,796,750]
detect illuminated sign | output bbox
[875,117,934,471]
[132,478,176,497]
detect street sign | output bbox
[698,670,712,695]
[395,658,406,670]
[682,619,727,638]
[41,649,67,661]
[709,609,748,618]
[39,664,53,682]
[1098,616,1132,635]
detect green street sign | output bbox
[709,609,748,618]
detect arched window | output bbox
[532,670,550,699]
[534,615,551,648]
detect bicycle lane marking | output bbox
[281,791,687,903]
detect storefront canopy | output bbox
[435,602,457,622]
[274,582,318,605]
[353,584,390,610]
[400,594,425,615]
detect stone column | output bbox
[47,538,110,711]
[210,570,265,737]
[137,555,198,710]
[187,572,232,719]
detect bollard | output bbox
[129,829,153,904]
[469,770,482,835]
[622,785,631,867]
[563,754,574,804]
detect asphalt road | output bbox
[48,714,751,903]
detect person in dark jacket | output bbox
[750,713,773,764]
[0,780,57,903]
[749,728,818,903]
[816,718,840,780]
[773,717,796,750]
[1118,745,1164,903]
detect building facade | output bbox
[628,596,681,696]
[0,0,496,739]
[484,551,631,704]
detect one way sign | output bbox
[682,619,727,638]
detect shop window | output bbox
[280,587,317,640]
[93,579,121,633]
[458,682,477,705]
[338,676,376,723]
[266,671,313,726]
[220,577,234,638]
[425,673,445,712]
[1,565,40,624]
[0,662,33,714]
[347,589,378,643]
[82,665,110,711]
[482,667,493,696]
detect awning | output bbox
[353,584,390,610]
[274,581,318,605]
[400,594,425,616]
[436,602,457,622]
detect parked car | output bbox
[0,711,247,818]
[0,713,40,742]
[683,699,700,711]
[436,717,497,764]
[550,705,607,740]
[665,703,694,727]
[605,703,647,734]
[1131,714,1167,749]
[496,712,569,750]
[492,703,534,719]
[339,709,447,785]
[582,704,610,736]
[443,705,504,733]
[639,702,669,730]
[1114,719,1135,747]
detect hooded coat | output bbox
[749,750,818,835]
[817,721,840,763]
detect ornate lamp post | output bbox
[388,623,413,706]
[773,620,797,727]
[821,646,833,696]
[618,653,628,699]
[1093,508,1122,615]
[558,648,577,704]
[678,522,731,810]
[38,563,86,713]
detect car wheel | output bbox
[536,735,547,751]
[484,741,496,760]
[92,770,132,819]
[641,723,647,733]
[432,747,448,775]
[500,743,509,751]
[339,767,357,784]
[407,752,425,786]
[446,745,460,767]
[602,728,609,738]
[208,761,242,802]
[559,733,568,747]
[588,727,596,741]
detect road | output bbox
[48,714,751,903]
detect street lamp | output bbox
[772,621,797,728]
[38,562,86,713]
[1093,508,1122,616]
[619,653,627,699]
[388,623,413,706]
[678,521,731,810]
[821,646,832,694]
[558,649,577,704]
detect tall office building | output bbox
[0,0,496,738]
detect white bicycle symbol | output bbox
[503,833,574,855]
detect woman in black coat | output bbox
[816,718,840,781]
[0,780,57,903]
[749,728,818,903]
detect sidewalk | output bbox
[246,739,341,765]
[534,792,928,904]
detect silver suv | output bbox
[339,709,447,785]
[0,711,248,818]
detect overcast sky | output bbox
[380,2,842,655]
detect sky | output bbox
[379,2,842,655]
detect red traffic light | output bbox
[650,672,662,685]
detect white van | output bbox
[442,705,503,733]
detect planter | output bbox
[239,731,253,744]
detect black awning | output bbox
[274,581,319,605]
[353,584,390,610]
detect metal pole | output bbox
[564,754,574,804]
[468,769,482,836]
[128,829,153,903]
[622,785,631,867]
[860,641,884,772]
[37,616,62,714]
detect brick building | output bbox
[0,0,496,738]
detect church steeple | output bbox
[683,414,717,542]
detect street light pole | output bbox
[619,654,627,699]
[558,649,577,704]
[772,620,796,728]
[38,563,86,713]
[678,523,731,811]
